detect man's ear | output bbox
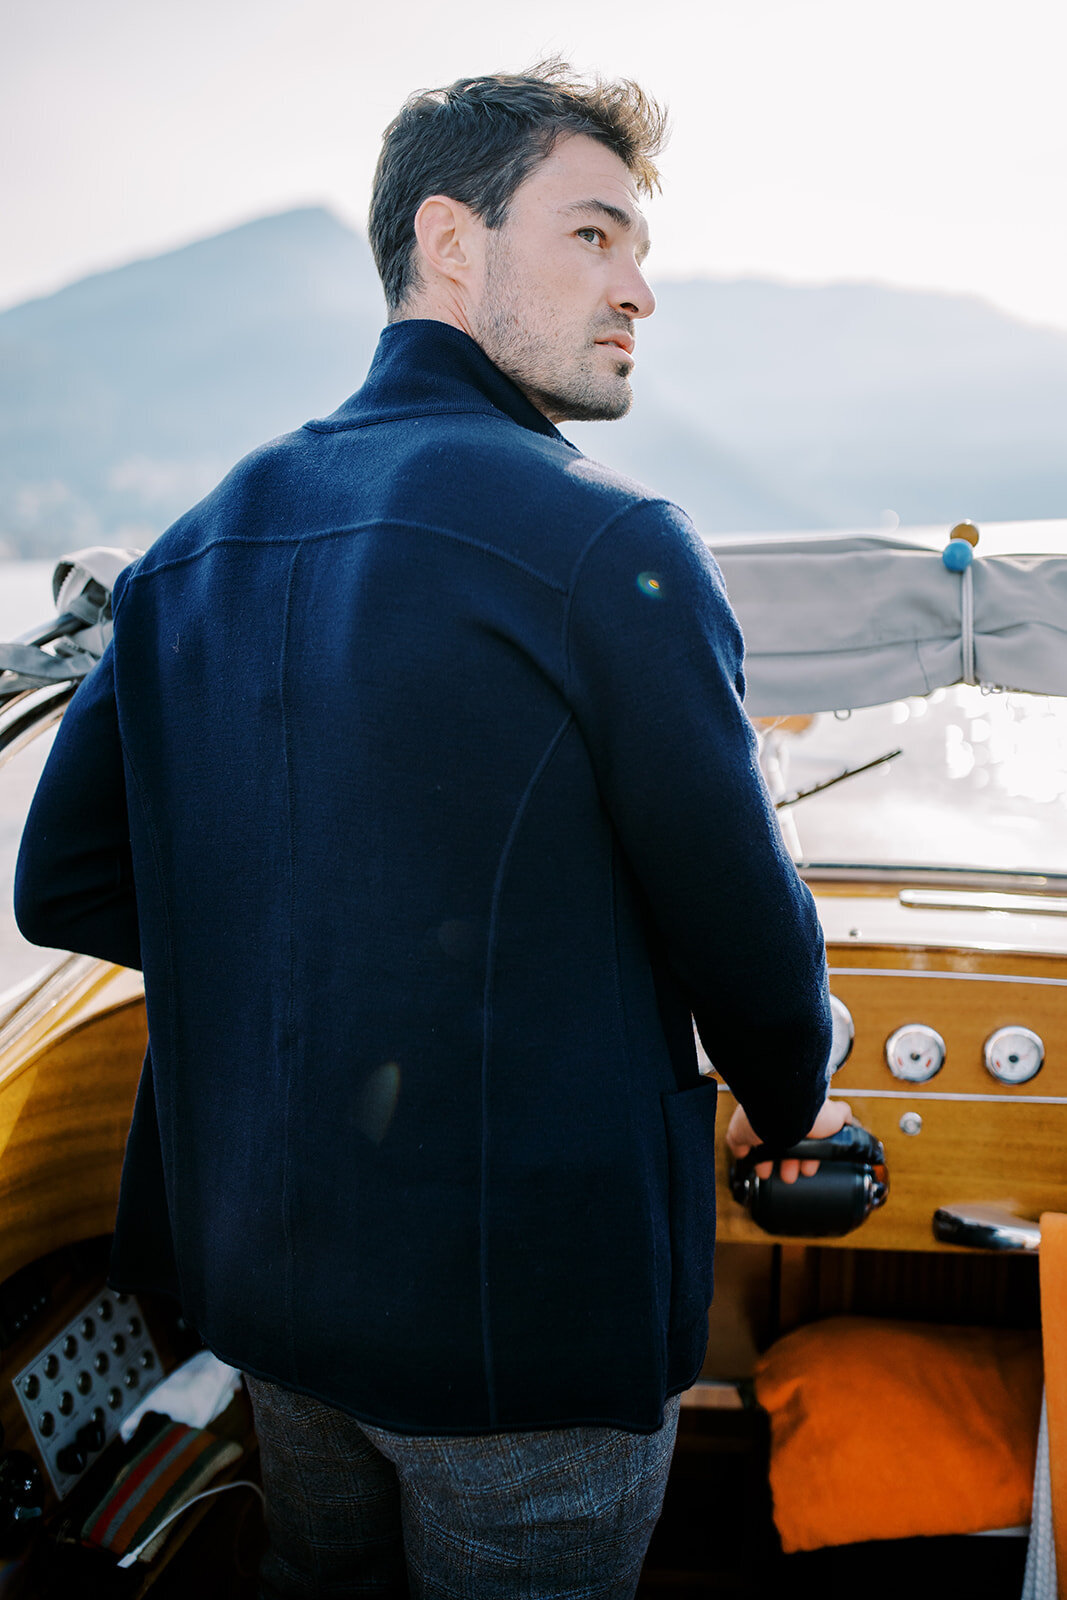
[412,195,482,289]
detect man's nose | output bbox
[613,261,656,321]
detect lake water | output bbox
[0,561,56,640]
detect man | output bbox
[16,64,842,1599]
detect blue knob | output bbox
[942,538,974,571]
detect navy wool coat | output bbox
[15,320,831,1433]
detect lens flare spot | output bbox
[354,1062,401,1146]
[637,571,663,598]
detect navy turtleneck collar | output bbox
[305,319,565,444]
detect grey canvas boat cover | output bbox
[710,523,1067,716]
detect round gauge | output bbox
[828,994,854,1074]
[885,1023,945,1083]
[983,1026,1044,1085]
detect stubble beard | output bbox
[474,245,634,424]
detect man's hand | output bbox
[726,1097,852,1185]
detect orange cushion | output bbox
[753,1315,1042,1553]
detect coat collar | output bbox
[305,319,566,443]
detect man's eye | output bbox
[576,227,604,245]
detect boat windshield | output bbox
[773,684,1067,882]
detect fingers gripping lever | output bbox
[729,1122,889,1238]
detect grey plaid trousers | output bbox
[246,1375,680,1599]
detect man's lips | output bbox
[595,332,635,359]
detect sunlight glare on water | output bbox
[775,685,1067,874]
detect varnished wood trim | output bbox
[806,866,1067,892]
[829,966,1067,986]
[0,999,146,1284]
[714,1082,1067,1106]
[0,961,144,1073]
[832,1087,1067,1105]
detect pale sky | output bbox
[3,0,1067,328]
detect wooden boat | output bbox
[1,525,1063,1594]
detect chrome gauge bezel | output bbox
[885,1022,946,1084]
[828,993,854,1074]
[983,1025,1045,1086]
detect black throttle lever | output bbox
[729,1120,889,1238]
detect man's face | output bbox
[470,133,655,423]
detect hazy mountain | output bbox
[618,278,1067,526]
[0,209,381,558]
[2,206,1065,558]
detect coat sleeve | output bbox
[564,499,831,1148]
[14,635,142,972]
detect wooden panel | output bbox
[828,961,1067,1098]
[806,1243,1040,1329]
[0,998,145,1283]
[712,931,1067,1252]
[716,1088,1067,1250]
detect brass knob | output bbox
[949,520,980,547]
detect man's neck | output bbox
[389,296,475,339]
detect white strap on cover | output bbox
[960,560,977,686]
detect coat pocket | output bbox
[661,1079,718,1334]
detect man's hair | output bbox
[369,60,668,314]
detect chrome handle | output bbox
[933,1203,1041,1252]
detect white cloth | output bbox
[120,1349,242,1442]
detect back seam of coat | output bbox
[478,711,575,1425]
